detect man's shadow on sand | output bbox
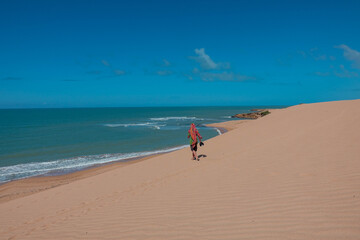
[198,154,207,159]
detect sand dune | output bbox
[1,100,360,239]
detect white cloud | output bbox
[298,48,328,61]
[162,59,171,67]
[192,48,218,70]
[200,72,233,81]
[334,64,359,78]
[314,55,327,61]
[198,71,255,82]
[336,44,360,69]
[188,48,254,82]
[156,70,173,76]
[114,70,126,76]
[101,60,110,66]
[192,68,200,74]
[314,71,330,77]
[183,73,193,80]
[98,59,127,77]
[297,50,306,58]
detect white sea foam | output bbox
[215,128,222,135]
[104,117,206,130]
[150,116,203,121]
[104,123,152,127]
[0,145,188,183]
[103,122,166,129]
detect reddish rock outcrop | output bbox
[232,110,270,119]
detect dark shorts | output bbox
[190,143,198,151]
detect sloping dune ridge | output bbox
[1,100,360,239]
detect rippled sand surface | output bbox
[1,100,360,239]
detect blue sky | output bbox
[1,0,360,108]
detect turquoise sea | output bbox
[0,106,285,183]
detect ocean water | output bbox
[0,106,284,183]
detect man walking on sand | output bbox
[188,123,203,161]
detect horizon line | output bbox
[0,104,292,110]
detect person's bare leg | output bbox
[191,150,196,160]
[194,150,198,161]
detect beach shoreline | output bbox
[0,121,237,203]
[0,154,158,203]
[2,101,359,239]
[1,106,264,185]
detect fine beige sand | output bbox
[0,155,158,204]
[1,99,360,239]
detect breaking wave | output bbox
[215,128,222,135]
[0,145,188,184]
[103,122,165,129]
[149,116,204,121]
